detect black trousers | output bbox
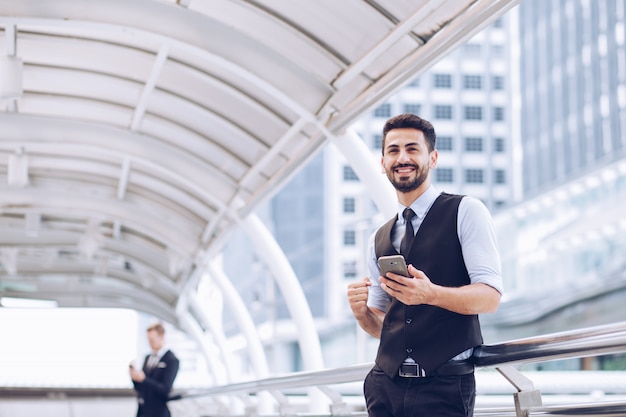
[363,365,476,417]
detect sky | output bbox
[0,308,139,387]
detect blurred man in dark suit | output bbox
[130,323,179,417]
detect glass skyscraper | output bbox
[518,0,626,196]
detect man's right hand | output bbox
[347,278,385,338]
[129,364,146,382]
[347,277,372,319]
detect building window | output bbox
[404,103,421,114]
[492,75,504,90]
[436,168,454,183]
[437,136,453,151]
[408,77,420,87]
[343,197,356,213]
[464,106,483,120]
[463,75,482,89]
[343,230,356,246]
[343,166,359,181]
[343,261,357,279]
[433,73,452,88]
[464,136,483,152]
[374,103,391,118]
[493,107,505,121]
[434,105,453,119]
[494,169,506,184]
[465,169,484,183]
[494,137,505,152]
[463,43,482,58]
[492,18,503,28]
[491,45,505,58]
[373,134,383,149]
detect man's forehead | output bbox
[385,132,425,146]
[386,128,424,139]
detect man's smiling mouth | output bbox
[394,164,417,174]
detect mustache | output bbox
[392,163,419,170]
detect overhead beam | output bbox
[130,44,170,131]
[327,0,521,133]
[331,0,443,89]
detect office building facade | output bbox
[518,0,626,196]
[336,15,514,286]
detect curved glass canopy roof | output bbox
[0,0,517,351]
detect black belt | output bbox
[398,360,474,378]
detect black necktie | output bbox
[400,208,416,257]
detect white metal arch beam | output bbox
[176,307,223,386]
[242,214,324,371]
[206,259,270,380]
[331,128,396,219]
[326,0,521,132]
[0,11,322,122]
[0,114,238,207]
[184,292,231,384]
[242,213,328,413]
[0,188,199,255]
[1,280,179,323]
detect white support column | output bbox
[327,129,396,363]
[243,214,324,371]
[330,128,396,219]
[187,281,274,415]
[243,213,328,413]
[187,292,235,381]
[206,258,270,380]
[176,309,225,385]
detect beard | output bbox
[387,163,429,192]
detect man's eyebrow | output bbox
[386,141,421,148]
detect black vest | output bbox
[374,192,483,377]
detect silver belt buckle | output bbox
[399,362,425,378]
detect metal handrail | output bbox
[171,322,626,417]
[173,321,626,399]
[473,321,626,366]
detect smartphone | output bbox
[377,255,410,278]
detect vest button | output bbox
[405,318,412,324]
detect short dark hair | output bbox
[147,323,165,335]
[381,113,436,153]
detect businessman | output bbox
[347,113,503,416]
[130,323,179,417]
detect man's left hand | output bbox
[379,264,435,305]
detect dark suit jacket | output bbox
[133,350,179,417]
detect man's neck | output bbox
[397,182,431,207]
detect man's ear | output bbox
[429,149,439,168]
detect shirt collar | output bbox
[152,346,168,359]
[396,185,439,222]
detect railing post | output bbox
[269,390,298,417]
[316,385,350,415]
[496,365,543,417]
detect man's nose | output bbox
[397,148,411,162]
